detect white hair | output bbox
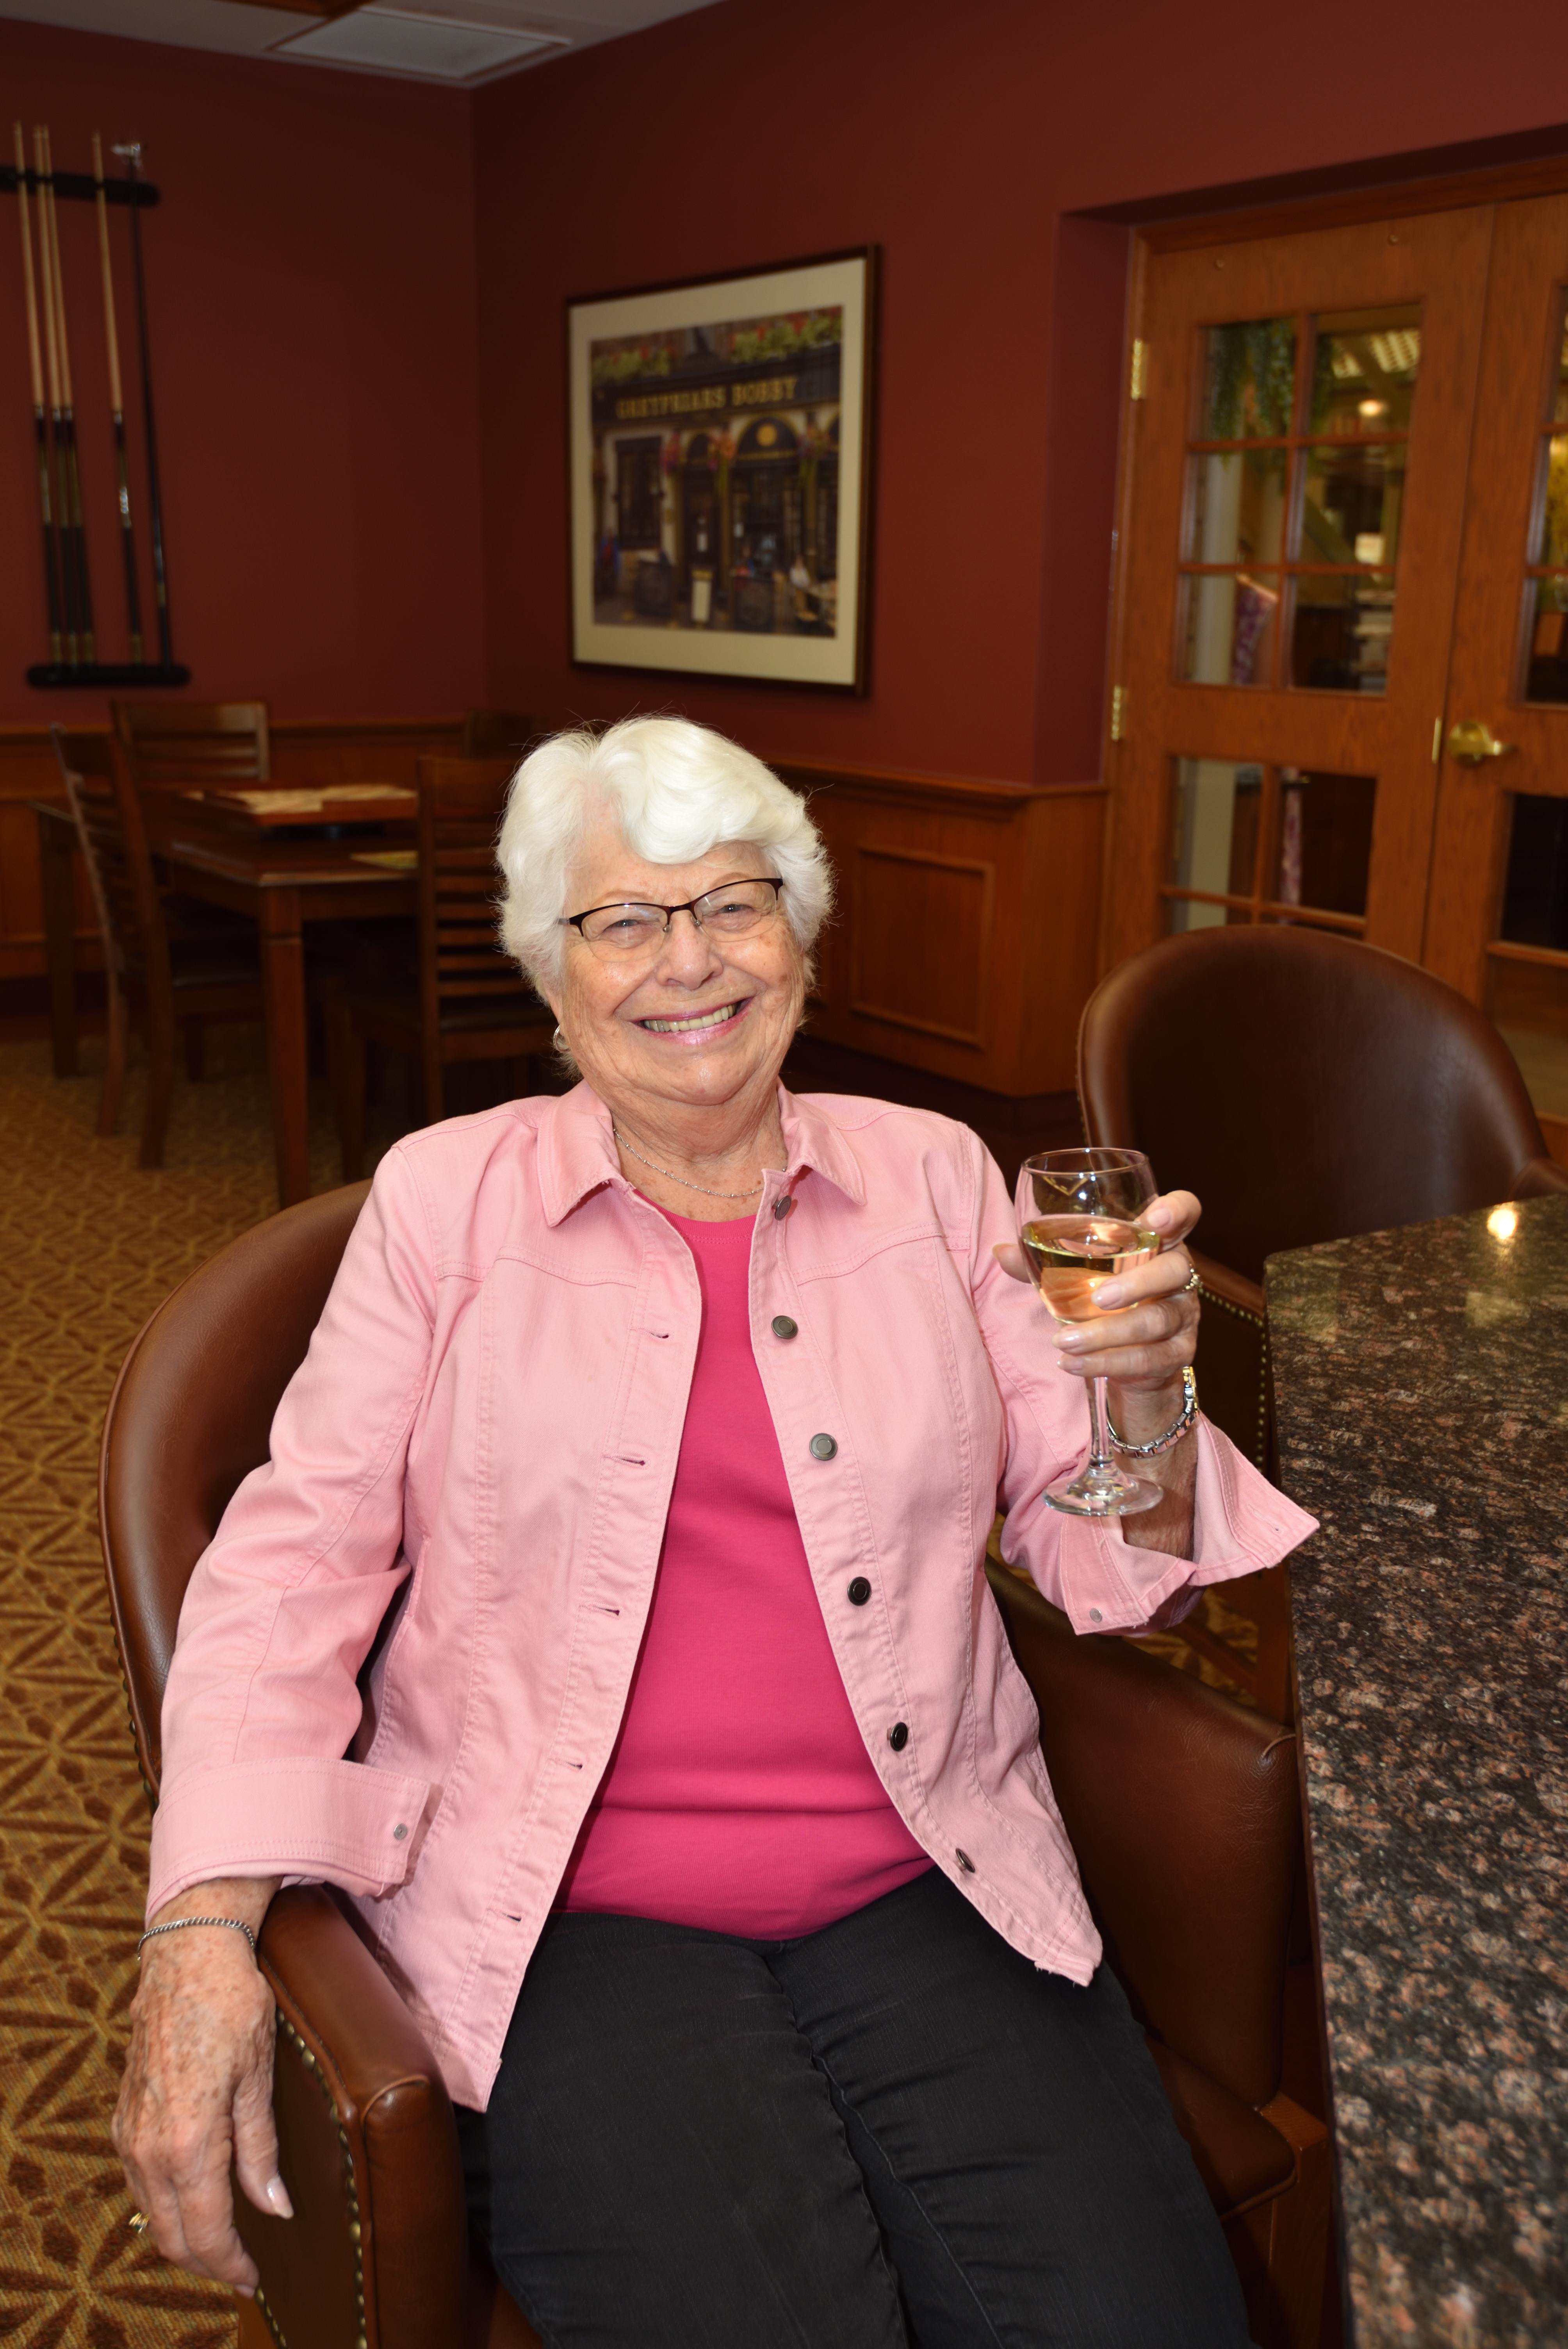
[497,716,833,994]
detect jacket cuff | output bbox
[1050,1420,1317,1636]
[147,1759,437,1921]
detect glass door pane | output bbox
[1164,759,1375,933]
[1486,793,1568,1126]
[1180,320,1292,685]
[1176,308,1420,695]
[1523,300,1568,702]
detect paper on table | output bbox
[197,785,418,814]
[315,784,417,802]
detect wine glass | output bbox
[1016,1146,1164,1517]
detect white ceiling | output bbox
[0,0,722,84]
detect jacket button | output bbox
[772,1315,798,1340]
[888,1722,909,1750]
[809,1433,837,1460]
[955,1848,975,1873]
[392,1823,408,1841]
[773,1195,793,1221]
[848,1576,871,1606]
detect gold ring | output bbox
[127,2210,151,2236]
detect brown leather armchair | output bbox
[100,1183,1329,2349]
[1078,924,1568,1711]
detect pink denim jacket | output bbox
[150,1085,1316,2110]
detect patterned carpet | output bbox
[0,1029,1253,2347]
[0,1030,358,2349]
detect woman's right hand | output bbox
[113,1880,290,2292]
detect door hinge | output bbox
[1129,339,1149,401]
[1110,685,1128,741]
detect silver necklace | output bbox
[613,1125,767,1200]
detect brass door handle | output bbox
[1447,720,1517,765]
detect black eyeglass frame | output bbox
[560,877,787,941]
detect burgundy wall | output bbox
[0,19,485,725]
[8,4,1568,758]
[473,0,1568,783]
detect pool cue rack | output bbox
[0,165,159,207]
[7,143,190,690]
[26,660,190,686]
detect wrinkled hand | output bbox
[114,1882,289,2293]
[994,1189,1201,1434]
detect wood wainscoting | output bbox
[0,716,465,987]
[2,728,1110,1143]
[776,758,1110,1106]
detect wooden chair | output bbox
[50,727,262,1168]
[329,757,554,1179]
[98,1185,1331,2349]
[111,697,271,791]
[1078,923,1568,1715]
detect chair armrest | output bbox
[986,1563,1299,2111]
[1512,1154,1568,1199]
[1256,2089,1329,2163]
[1143,2039,1295,2218]
[1188,1247,1265,1320]
[234,1885,470,2349]
[1185,1248,1269,1466]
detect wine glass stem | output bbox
[1086,1374,1114,1474]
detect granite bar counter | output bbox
[1267,1194,1568,2347]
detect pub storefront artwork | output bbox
[568,253,873,691]
[594,320,841,638]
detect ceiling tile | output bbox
[0,0,720,73]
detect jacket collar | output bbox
[537,1080,866,1228]
[778,1087,866,1205]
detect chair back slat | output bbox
[52,724,165,990]
[112,698,271,790]
[415,757,540,1016]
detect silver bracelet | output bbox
[137,1915,258,1962]
[1107,1364,1199,1457]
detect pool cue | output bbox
[41,125,95,663]
[112,142,172,670]
[32,126,78,664]
[14,123,63,663]
[93,133,143,663]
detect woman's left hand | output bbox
[993,1189,1201,1396]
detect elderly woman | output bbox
[117,718,1313,2346]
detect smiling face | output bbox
[543,811,805,1130]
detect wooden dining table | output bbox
[33,785,420,1208]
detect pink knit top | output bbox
[558,1205,932,1937]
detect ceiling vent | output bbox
[272,6,568,82]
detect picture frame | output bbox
[568,248,877,693]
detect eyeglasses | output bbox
[562,877,785,956]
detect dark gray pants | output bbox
[456,1868,1251,2348]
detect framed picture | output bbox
[568,248,876,693]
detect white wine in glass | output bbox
[1016,1147,1165,1517]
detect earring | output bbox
[553,1028,566,1050]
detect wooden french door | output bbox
[1105,204,1495,973]
[1106,180,1568,1151]
[1424,195,1568,1149]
